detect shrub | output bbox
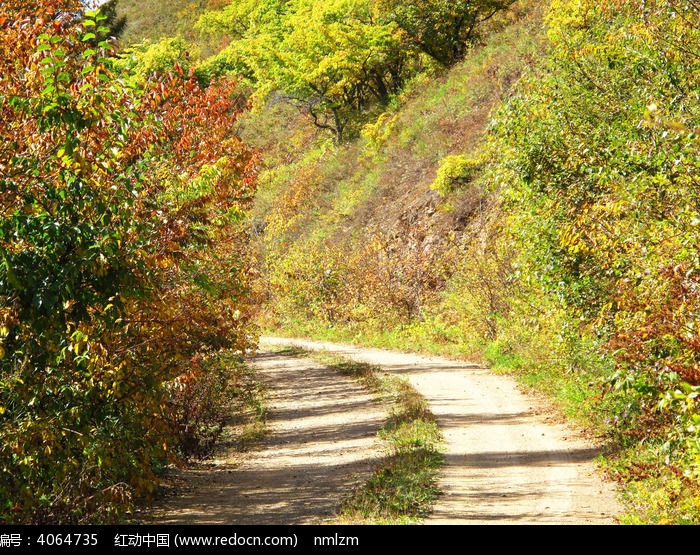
[0,0,258,523]
[430,155,483,197]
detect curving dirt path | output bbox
[147,349,386,524]
[148,337,622,524]
[258,337,622,525]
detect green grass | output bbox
[115,0,208,46]
[308,352,444,524]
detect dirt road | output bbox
[149,337,621,524]
[147,349,386,524]
[258,337,622,524]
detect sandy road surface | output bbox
[259,337,622,524]
[149,337,621,524]
[147,349,386,524]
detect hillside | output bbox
[227,0,700,524]
[5,0,699,524]
[246,2,545,346]
[114,0,208,45]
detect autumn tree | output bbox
[263,0,406,140]
[0,0,257,523]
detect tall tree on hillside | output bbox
[200,0,406,140]
[262,0,406,140]
[380,0,516,65]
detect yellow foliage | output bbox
[430,154,483,197]
[361,112,397,155]
[545,0,595,45]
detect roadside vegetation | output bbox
[3,0,698,523]
[1,0,259,523]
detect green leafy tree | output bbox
[197,0,514,139]
[379,0,516,66]
[199,0,406,140]
[265,0,406,140]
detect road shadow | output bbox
[146,351,386,525]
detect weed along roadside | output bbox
[307,351,444,524]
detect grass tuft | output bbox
[310,352,444,524]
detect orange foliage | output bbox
[0,0,258,522]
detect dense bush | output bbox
[431,155,483,197]
[0,0,258,522]
[493,0,700,476]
